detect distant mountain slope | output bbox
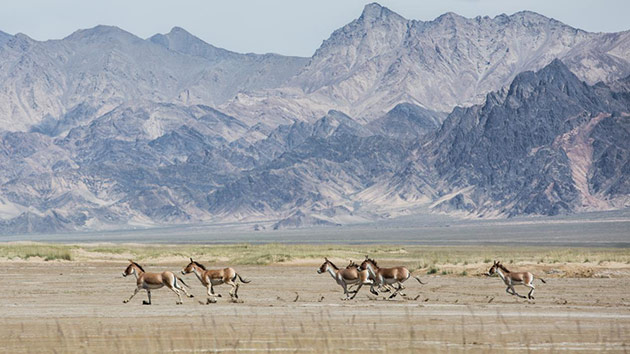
[366,103,446,141]
[149,27,309,105]
[0,26,307,133]
[222,3,630,123]
[206,61,630,222]
[0,31,11,47]
[0,4,628,233]
[423,60,630,216]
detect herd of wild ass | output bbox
[122,257,546,305]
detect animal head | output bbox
[182,258,206,274]
[359,255,377,271]
[487,260,500,276]
[317,257,338,274]
[123,259,144,277]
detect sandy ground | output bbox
[1,261,629,353]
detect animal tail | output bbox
[539,277,547,284]
[176,276,190,288]
[414,276,426,285]
[237,273,251,284]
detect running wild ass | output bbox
[487,260,546,299]
[182,258,250,303]
[359,256,425,299]
[317,258,373,300]
[122,260,193,305]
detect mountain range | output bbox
[0,3,628,233]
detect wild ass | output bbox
[317,258,373,300]
[182,258,250,303]
[346,260,392,294]
[122,260,193,305]
[487,261,546,299]
[359,256,425,299]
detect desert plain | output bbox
[1,237,629,353]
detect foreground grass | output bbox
[1,243,629,275]
[3,309,628,353]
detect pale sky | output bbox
[1,0,628,57]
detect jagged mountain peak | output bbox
[64,25,140,42]
[167,26,191,36]
[507,59,585,97]
[359,3,405,23]
[434,11,467,23]
[0,6,628,233]
[5,32,35,50]
[12,33,35,42]
[511,58,574,82]
[538,58,577,76]
[426,9,572,32]
[149,25,234,60]
[151,25,207,45]
[509,10,569,27]
[0,30,12,46]
[431,58,629,172]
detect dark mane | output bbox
[192,261,206,270]
[346,260,359,268]
[366,257,378,267]
[326,259,339,270]
[497,263,510,273]
[131,261,145,272]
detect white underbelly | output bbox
[382,277,397,285]
[143,283,164,290]
[342,277,359,284]
[210,279,224,286]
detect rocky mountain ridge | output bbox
[0,4,628,233]
[221,3,630,124]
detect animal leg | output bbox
[233,283,240,299]
[398,282,407,297]
[168,286,183,304]
[123,287,140,303]
[389,283,403,299]
[225,280,238,298]
[209,285,222,298]
[181,287,194,298]
[341,282,351,300]
[369,284,379,296]
[349,283,363,299]
[206,286,217,303]
[510,286,526,299]
[143,290,152,305]
[176,279,194,298]
[526,283,535,299]
[378,284,391,293]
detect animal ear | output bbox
[324,257,329,261]
[128,259,133,263]
[365,255,369,259]
[190,258,193,262]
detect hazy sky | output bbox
[2,0,628,57]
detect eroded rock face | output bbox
[222,4,630,124]
[423,60,630,217]
[0,5,629,233]
[0,26,308,133]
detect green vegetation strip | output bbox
[0,244,75,261]
[1,243,629,269]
